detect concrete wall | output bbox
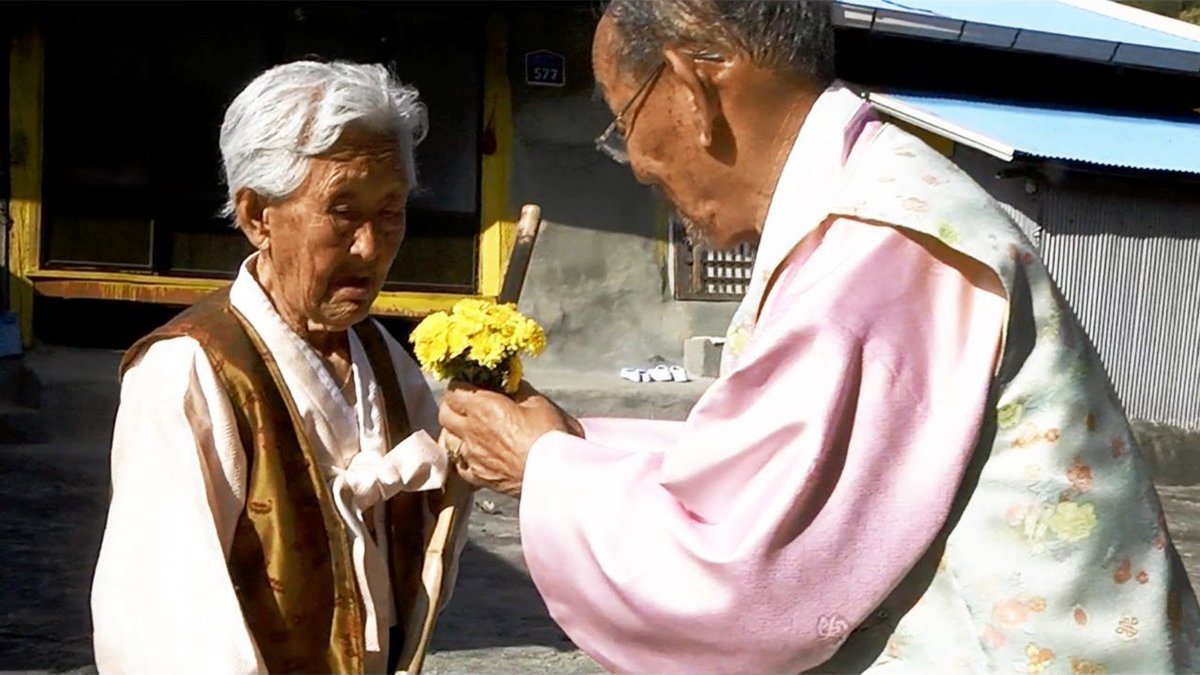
[503,6,736,371]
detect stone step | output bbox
[430,366,713,421]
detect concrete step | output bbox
[431,365,714,421]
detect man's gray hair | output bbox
[219,61,428,219]
[606,0,835,84]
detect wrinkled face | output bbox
[256,128,408,332]
[592,17,736,248]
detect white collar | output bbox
[228,254,382,469]
[753,82,878,285]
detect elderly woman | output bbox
[91,61,462,674]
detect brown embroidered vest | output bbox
[120,289,437,674]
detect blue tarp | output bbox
[874,92,1200,174]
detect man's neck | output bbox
[724,71,823,237]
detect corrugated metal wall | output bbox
[955,146,1200,425]
[954,146,1200,428]
[1038,185,1200,429]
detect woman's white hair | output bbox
[218,60,428,219]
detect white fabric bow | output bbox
[330,429,449,652]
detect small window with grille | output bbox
[670,216,757,301]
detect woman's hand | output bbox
[438,380,582,497]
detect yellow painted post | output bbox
[477,11,516,299]
[8,24,44,346]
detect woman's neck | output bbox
[252,255,349,358]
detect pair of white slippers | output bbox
[620,364,691,383]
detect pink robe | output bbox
[518,87,1008,673]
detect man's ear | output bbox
[234,188,270,252]
[662,47,730,148]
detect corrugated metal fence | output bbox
[1038,185,1200,429]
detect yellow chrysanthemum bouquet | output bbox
[410,299,545,394]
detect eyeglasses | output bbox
[593,63,665,165]
[594,51,725,165]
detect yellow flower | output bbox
[1045,502,1098,543]
[409,299,545,392]
[469,331,508,369]
[446,322,472,359]
[410,311,450,371]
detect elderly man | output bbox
[441,1,1200,672]
[91,61,463,674]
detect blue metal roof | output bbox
[835,0,1200,72]
[868,92,1200,174]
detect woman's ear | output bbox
[662,47,730,148]
[235,189,271,252]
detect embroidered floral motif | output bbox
[1045,502,1098,542]
[936,222,961,246]
[903,197,930,213]
[982,625,1006,649]
[248,500,274,515]
[1009,501,1098,548]
[1114,559,1132,585]
[1025,643,1056,674]
[816,613,850,642]
[1070,657,1108,675]
[726,324,752,358]
[993,599,1030,627]
[1074,606,1089,626]
[1067,458,1094,493]
[1116,614,1140,641]
[998,400,1026,430]
[1014,422,1045,449]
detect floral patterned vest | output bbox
[725,123,1200,673]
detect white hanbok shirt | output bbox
[91,256,454,674]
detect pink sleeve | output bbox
[519,222,1006,673]
[579,418,684,454]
